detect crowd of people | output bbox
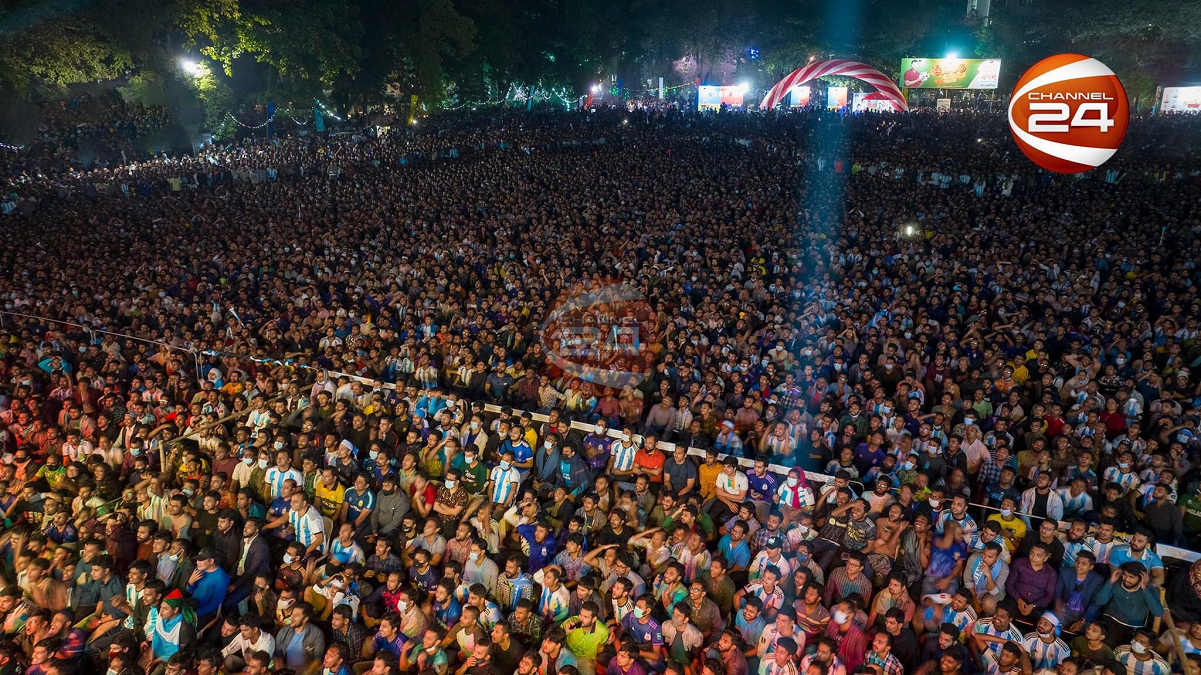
[0,99,1199,675]
[0,91,172,181]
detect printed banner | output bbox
[1161,87,1201,113]
[901,58,1001,89]
[827,86,848,110]
[788,86,811,107]
[698,85,746,111]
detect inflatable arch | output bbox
[760,59,908,112]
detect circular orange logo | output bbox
[1008,54,1129,173]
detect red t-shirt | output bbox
[633,449,666,483]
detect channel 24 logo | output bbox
[1008,54,1129,173]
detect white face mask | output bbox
[787,477,799,486]
[499,461,511,470]
[397,600,408,612]
[274,440,285,450]
[283,554,294,564]
[1131,642,1147,655]
[444,480,457,490]
[1000,509,1013,518]
[257,459,269,469]
[833,610,849,624]
[242,458,254,466]
[929,499,941,508]
[464,454,475,464]
[544,441,554,450]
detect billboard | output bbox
[901,58,1001,89]
[788,86,811,107]
[1161,87,1201,113]
[852,92,893,112]
[827,86,848,110]
[698,85,746,111]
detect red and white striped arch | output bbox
[760,59,908,112]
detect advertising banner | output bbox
[698,85,745,111]
[827,86,848,110]
[901,58,1001,89]
[1161,87,1201,113]
[852,92,893,112]
[788,86,811,107]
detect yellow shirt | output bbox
[1011,363,1029,385]
[314,481,346,518]
[698,462,722,501]
[986,514,1026,551]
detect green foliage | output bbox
[191,65,237,140]
[2,0,1199,133]
[0,1,134,90]
[176,0,365,87]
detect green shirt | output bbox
[453,458,489,496]
[407,643,449,672]
[662,513,716,539]
[1182,492,1201,533]
[565,621,610,660]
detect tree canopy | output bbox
[0,0,1195,123]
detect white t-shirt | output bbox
[716,471,749,497]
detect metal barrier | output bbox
[6,310,1199,564]
[0,310,205,385]
[468,401,1201,564]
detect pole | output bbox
[1162,602,1197,675]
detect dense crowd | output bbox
[0,92,172,181]
[0,101,1199,675]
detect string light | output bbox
[0,142,25,152]
[227,112,275,129]
[314,100,342,121]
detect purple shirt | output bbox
[607,661,649,675]
[1005,558,1057,609]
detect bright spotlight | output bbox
[946,52,958,60]
[177,59,204,76]
[591,84,601,93]
[808,55,817,62]
[737,82,750,94]
[904,225,916,237]
[623,118,629,125]
[179,59,204,77]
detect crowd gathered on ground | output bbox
[0,99,1199,675]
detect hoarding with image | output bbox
[788,86,811,107]
[1161,87,1201,113]
[901,58,1001,89]
[827,86,848,110]
[852,92,894,112]
[697,85,745,111]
